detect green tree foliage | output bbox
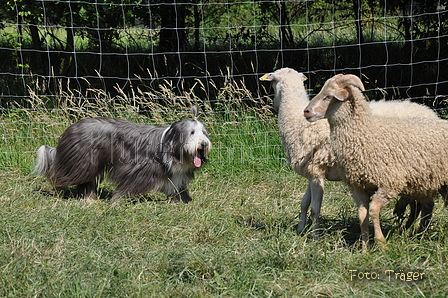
[0,0,446,103]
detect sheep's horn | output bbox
[336,74,365,91]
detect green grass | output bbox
[1,87,448,297]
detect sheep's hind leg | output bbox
[297,184,312,234]
[393,197,417,228]
[370,192,390,247]
[405,199,421,229]
[309,178,324,239]
[393,197,433,233]
[417,200,434,234]
[440,186,448,206]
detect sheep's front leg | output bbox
[370,192,390,247]
[309,177,324,238]
[297,184,312,233]
[352,189,370,250]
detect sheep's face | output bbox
[259,68,307,112]
[260,71,281,111]
[304,74,364,122]
[304,77,346,122]
[304,93,334,122]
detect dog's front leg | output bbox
[170,188,192,204]
[111,190,126,202]
[180,190,192,203]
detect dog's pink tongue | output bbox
[194,154,202,167]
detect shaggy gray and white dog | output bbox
[34,107,211,203]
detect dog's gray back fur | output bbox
[34,116,210,202]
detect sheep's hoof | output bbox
[374,238,388,250]
[311,228,322,240]
[296,224,306,234]
[356,240,369,253]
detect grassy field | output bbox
[1,89,448,297]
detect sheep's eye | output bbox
[325,95,334,100]
[191,130,195,135]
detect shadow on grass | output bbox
[235,214,398,247]
[35,186,168,204]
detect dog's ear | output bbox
[191,105,199,120]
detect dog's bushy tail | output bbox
[33,145,56,176]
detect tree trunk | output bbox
[278,2,294,48]
[193,2,200,51]
[159,1,187,53]
[353,0,364,44]
[29,20,45,75]
[158,0,187,77]
[353,0,364,68]
[60,27,75,76]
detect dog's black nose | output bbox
[200,140,208,149]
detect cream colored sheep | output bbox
[260,68,438,236]
[304,73,448,248]
[260,68,339,235]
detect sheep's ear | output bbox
[332,74,361,101]
[333,89,349,101]
[300,73,308,81]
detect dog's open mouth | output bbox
[193,149,207,168]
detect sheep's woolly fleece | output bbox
[333,86,448,199]
[261,69,336,179]
[260,68,439,236]
[318,81,448,201]
[261,68,438,180]
[304,74,448,246]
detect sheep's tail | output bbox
[33,145,56,176]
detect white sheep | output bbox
[259,68,439,236]
[304,73,448,247]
